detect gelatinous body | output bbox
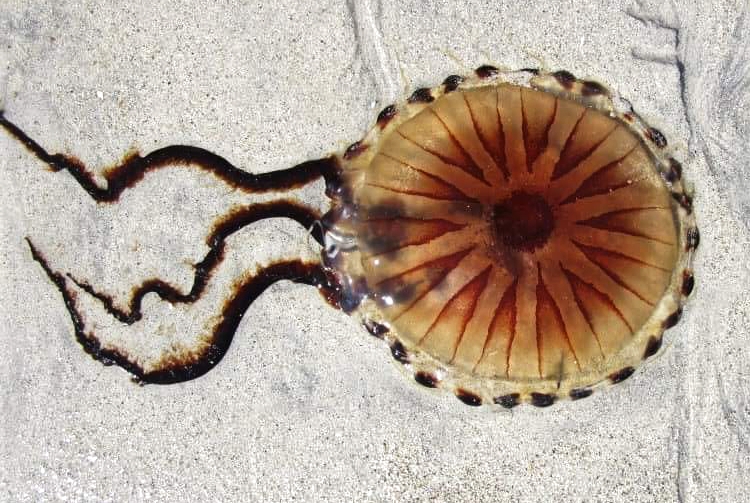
[1,66,697,407]
[330,71,696,405]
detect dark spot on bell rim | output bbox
[456,389,482,406]
[552,70,576,89]
[643,335,662,359]
[494,393,520,408]
[569,388,593,400]
[646,127,668,148]
[581,80,607,96]
[443,75,464,92]
[475,65,499,79]
[376,105,397,128]
[609,366,635,384]
[456,389,482,407]
[664,308,683,329]
[666,158,682,182]
[343,141,368,160]
[672,192,693,213]
[363,319,389,338]
[408,88,434,104]
[390,340,409,364]
[686,227,700,250]
[682,270,695,297]
[530,393,556,407]
[414,371,438,388]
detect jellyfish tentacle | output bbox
[56,200,325,324]
[4,110,345,384]
[26,237,340,384]
[0,111,340,202]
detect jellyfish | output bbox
[0,66,697,407]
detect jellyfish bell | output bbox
[325,67,697,407]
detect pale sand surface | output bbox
[1,1,748,502]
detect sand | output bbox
[1,0,748,501]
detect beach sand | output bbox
[1,1,748,501]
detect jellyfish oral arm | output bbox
[26,238,337,384]
[2,111,346,384]
[0,111,340,203]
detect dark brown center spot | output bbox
[493,191,554,252]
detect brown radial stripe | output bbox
[375,149,490,204]
[395,130,487,186]
[550,109,586,179]
[536,265,580,378]
[565,273,605,356]
[365,163,476,203]
[496,85,528,180]
[494,87,508,179]
[563,264,634,333]
[555,239,648,330]
[573,238,671,273]
[474,278,518,376]
[462,92,508,180]
[576,208,675,246]
[375,247,475,318]
[572,241,658,306]
[558,146,638,205]
[415,265,491,359]
[520,89,557,173]
[551,112,618,181]
[561,265,632,349]
[362,217,466,256]
[432,91,504,189]
[428,108,490,184]
[520,90,532,173]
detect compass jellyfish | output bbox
[0,66,698,407]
